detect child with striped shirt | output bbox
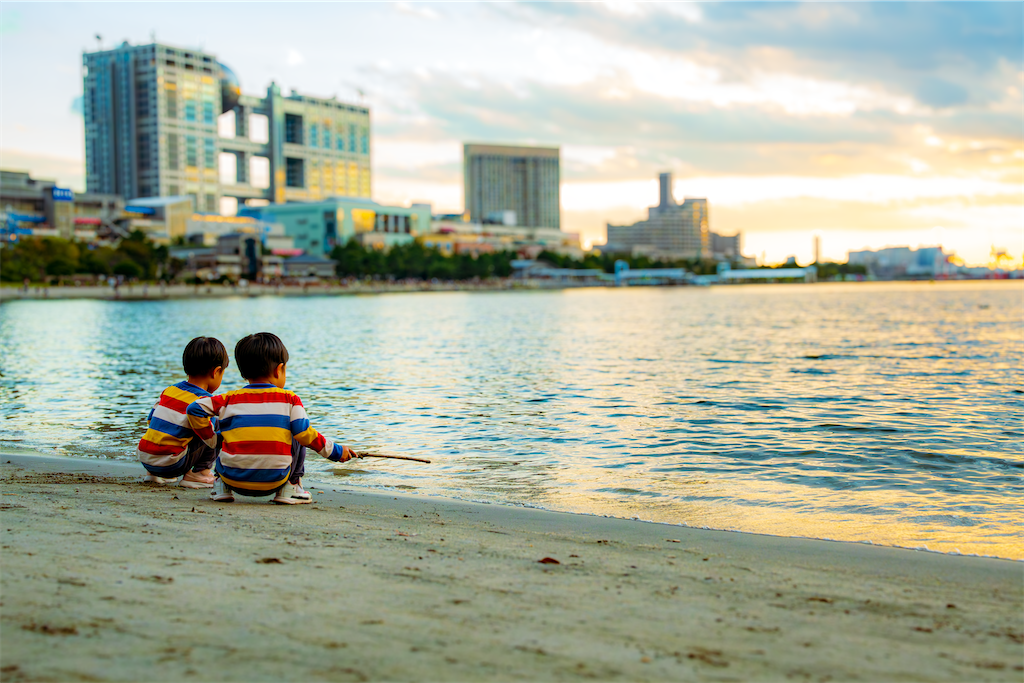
[187,332,354,505]
[137,337,227,488]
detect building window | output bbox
[285,157,304,188]
[336,130,345,152]
[203,99,215,124]
[166,88,177,118]
[248,114,269,144]
[186,136,197,167]
[185,100,196,122]
[204,138,216,169]
[205,194,216,212]
[250,156,271,189]
[309,123,318,148]
[361,129,369,155]
[137,132,151,171]
[348,124,356,153]
[167,134,179,170]
[285,114,303,144]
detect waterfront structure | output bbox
[83,41,371,211]
[605,172,710,260]
[169,233,284,281]
[243,198,430,256]
[427,217,583,259]
[719,265,817,283]
[1,170,123,241]
[463,143,560,229]
[847,246,953,279]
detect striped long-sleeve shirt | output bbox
[137,381,213,468]
[186,383,347,492]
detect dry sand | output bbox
[1,452,1021,682]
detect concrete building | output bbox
[464,143,560,229]
[122,196,194,239]
[710,232,741,261]
[427,217,583,259]
[243,198,430,256]
[847,246,954,279]
[83,41,371,211]
[605,172,709,260]
[1,169,123,241]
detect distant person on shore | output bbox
[186,332,355,505]
[137,337,228,488]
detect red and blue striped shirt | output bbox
[187,383,346,491]
[137,381,212,469]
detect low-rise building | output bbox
[1,169,123,241]
[283,254,337,278]
[847,245,954,279]
[428,218,583,258]
[242,198,430,255]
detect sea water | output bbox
[1,280,1021,559]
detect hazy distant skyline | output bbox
[1,2,1021,265]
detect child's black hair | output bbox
[234,332,290,380]
[182,337,229,376]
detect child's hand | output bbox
[341,446,357,462]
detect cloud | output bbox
[509,2,1023,110]
[394,2,439,21]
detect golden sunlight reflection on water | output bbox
[1,280,1021,558]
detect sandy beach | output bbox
[1,452,1021,682]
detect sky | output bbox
[1,2,1021,265]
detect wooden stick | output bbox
[355,452,432,464]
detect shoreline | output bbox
[2,277,1019,303]
[2,451,1021,681]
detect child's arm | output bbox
[289,398,353,462]
[186,396,223,449]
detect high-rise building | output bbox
[463,143,560,228]
[83,41,371,212]
[605,172,710,259]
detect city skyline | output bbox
[1,2,1021,265]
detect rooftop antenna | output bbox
[150,30,156,44]
[95,34,102,51]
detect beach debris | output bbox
[538,557,560,564]
[22,623,78,636]
[808,597,833,604]
[666,539,680,543]
[256,557,283,564]
[395,532,418,537]
[686,647,728,667]
[132,575,173,584]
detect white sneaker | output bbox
[210,478,234,502]
[144,474,179,485]
[273,480,312,505]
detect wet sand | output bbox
[1,452,1021,682]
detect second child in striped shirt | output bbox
[187,332,355,505]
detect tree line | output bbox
[1,233,516,283]
[0,231,168,283]
[329,240,514,280]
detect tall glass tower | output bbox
[83,41,371,213]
